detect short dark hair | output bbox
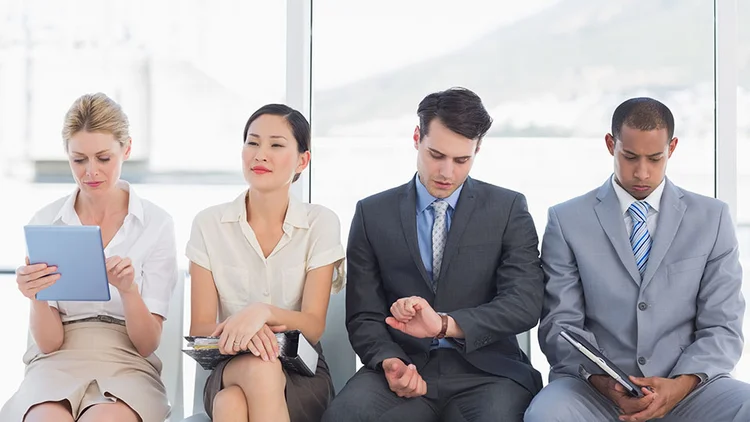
[417,87,493,144]
[611,97,675,141]
[242,104,310,182]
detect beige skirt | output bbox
[0,321,169,422]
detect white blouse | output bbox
[186,191,345,322]
[27,181,178,321]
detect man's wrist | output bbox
[588,374,606,386]
[380,357,406,372]
[587,374,611,395]
[677,374,700,395]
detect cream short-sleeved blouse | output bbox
[186,191,345,321]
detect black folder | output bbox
[560,329,644,398]
[183,330,318,376]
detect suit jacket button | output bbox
[638,302,648,311]
[638,357,647,365]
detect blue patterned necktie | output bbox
[628,201,651,277]
[431,200,450,285]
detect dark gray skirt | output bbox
[203,342,333,421]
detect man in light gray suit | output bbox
[525,97,750,422]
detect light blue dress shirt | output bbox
[414,175,463,349]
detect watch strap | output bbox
[436,313,448,339]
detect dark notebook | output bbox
[183,330,318,376]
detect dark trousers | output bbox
[322,349,533,422]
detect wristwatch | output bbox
[436,312,449,339]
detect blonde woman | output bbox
[1,93,178,422]
[187,104,345,422]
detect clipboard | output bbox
[560,329,644,398]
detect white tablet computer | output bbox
[24,225,111,302]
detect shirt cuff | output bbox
[185,244,211,271]
[684,373,707,385]
[579,364,593,382]
[307,245,345,271]
[143,297,170,319]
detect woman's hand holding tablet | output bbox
[15,257,61,300]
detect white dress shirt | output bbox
[611,175,665,238]
[186,191,345,322]
[28,181,178,321]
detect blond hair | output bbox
[62,93,130,150]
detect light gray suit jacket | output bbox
[538,177,745,382]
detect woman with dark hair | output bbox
[187,104,345,422]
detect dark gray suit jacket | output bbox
[345,176,545,394]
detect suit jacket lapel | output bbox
[640,179,686,290]
[594,179,642,286]
[436,177,477,285]
[399,180,432,290]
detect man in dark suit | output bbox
[322,87,544,422]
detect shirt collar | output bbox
[52,180,144,225]
[611,175,665,216]
[415,174,463,214]
[221,189,309,229]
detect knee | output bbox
[212,386,247,418]
[479,396,532,422]
[232,355,286,393]
[24,402,73,422]
[524,390,572,422]
[524,398,555,422]
[78,402,139,422]
[735,397,750,419]
[321,401,347,422]
[322,392,369,422]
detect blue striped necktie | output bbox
[628,201,651,277]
